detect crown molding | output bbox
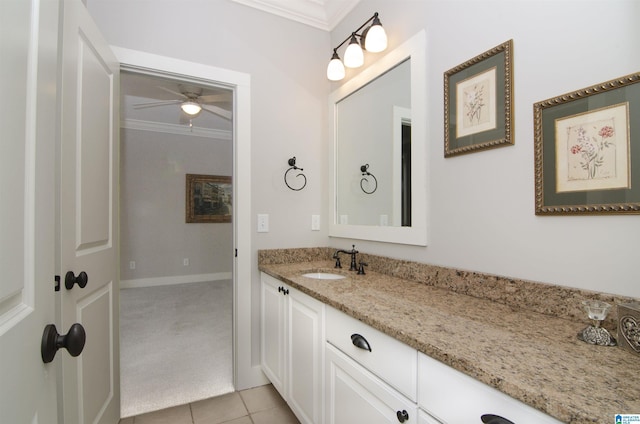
[121,118,232,140]
[230,0,360,31]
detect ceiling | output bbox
[121,0,359,136]
[229,0,361,30]
[120,71,233,137]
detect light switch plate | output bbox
[311,214,320,231]
[257,214,269,232]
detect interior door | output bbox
[0,0,60,423]
[59,1,120,423]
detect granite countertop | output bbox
[259,260,640,424]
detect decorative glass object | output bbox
[578,300,617,346]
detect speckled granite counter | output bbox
[258,248,640,424]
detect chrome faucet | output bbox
[333,245,358,271]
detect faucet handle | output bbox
[357,261,368,275]
[334,256,342,268]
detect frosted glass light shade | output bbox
[344,35,364,68]
[181,101,202,115]
[364,23,387,53]
[327,55,346,81]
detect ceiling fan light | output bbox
[181,101,202,115]
[344,34,364,68]
[364,16,387,53]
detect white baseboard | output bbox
[120,272,232,289]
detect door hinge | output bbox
[54,275,61,292]
[235,248,238,257]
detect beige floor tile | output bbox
[133,403,192,424]
[250,404,300,424]
[239,384,286,414]
[219,416,253,424]
[191,391,248,424]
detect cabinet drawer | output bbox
[418,352,562,424]
[326,343,417,424]
[326,306,417,401]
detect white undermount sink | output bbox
[301,272,346,280]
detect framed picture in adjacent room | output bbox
[533,72,640,215]
[186,174,232,223]
[444,39,514,157]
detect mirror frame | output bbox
[329,30,427,246]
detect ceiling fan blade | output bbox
[156,86,189,99]
[198,93,229,103]
[201,104,232,121]
[133,99,182,109]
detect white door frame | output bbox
[113,47,265,391]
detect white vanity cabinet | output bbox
[261,273,325,424]
[325,307,418,424]
[417,352,563,424]
[417,409,443,424]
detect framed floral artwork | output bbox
[185,174,232,223]
[533,72,640,215]
[444,39,514,157]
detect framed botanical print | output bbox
[444,39,514,157]
[533,72,640,215]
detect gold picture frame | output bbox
[185,174,232,223]
[533,72,640,215]
[444,39,514,157]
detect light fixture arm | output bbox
[331,13,380,53]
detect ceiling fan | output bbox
[133,84,232,122]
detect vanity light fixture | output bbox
[326,12,388,81]
[181,101,202,116]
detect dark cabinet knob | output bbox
[351,333,372,352]
[481,414,515,424]
[396,410,409,422]
[65,271,88,290]
[277,286,289,295]
[41,323,86,363]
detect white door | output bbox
[59,1,120,423]
[0,0,60,422]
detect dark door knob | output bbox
[65,271,88,290]
[41,323,86,363]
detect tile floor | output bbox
[118,384,300,424]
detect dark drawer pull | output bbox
[396,410,409,422]
[350,333,372,352]
[481,414,515,424]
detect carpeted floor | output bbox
[119,280,234,418]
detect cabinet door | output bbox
[288,289,325,424]
[418,409,442,424]
[261,274,286,394]
[326,343,417,424]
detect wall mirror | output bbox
[329,30,427,245]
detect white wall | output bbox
[120,128,232,282]
[330,0,640,298]
[87,0,331,368]
[87,0,640,377]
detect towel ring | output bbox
[284,157,307,191]
[360,164,377,194]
